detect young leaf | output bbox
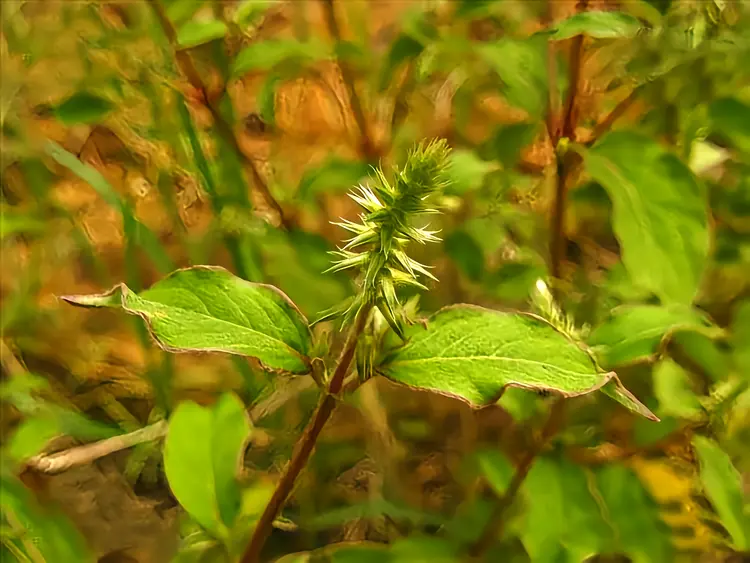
[163,393,252,538]
[445,149,496,195]
[478,36,548,116]
[7,417,60,463]
[378,305,655,418]
[62,266,312,374]
[52,92,113,125]
[588,304,715,368]
[477,449,514,496]
[653,359,703,419]
[176,20,228,49]
[443,229,484,282]
[232,39,327,77]
[296,157,370,202]
[582,133,710,305]
[549,11,642,40]
[693,436,750,549]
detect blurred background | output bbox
[2,1,750,562]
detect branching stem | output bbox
[146,0,292,230]
[240,305,372,563]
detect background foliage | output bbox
[1,0,750,562]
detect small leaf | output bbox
[234,0,278,27]
[444,230,484,281]
[588,305,714,368]
[693,436,750,549]
[52,92,113,125]
[477,449,514,496]
[549,11,642,40]
[709,97,750,154]
[582,132,710,305]
[478,36,548,116]
[379,33,424,90]
[164,393,253,538]
[257,73,281,126]
[445,149,496,195]
[7,417,60,463]
[481,122,539,168]
[232,39,327,77]
[62,266,312,374]
[177,20,228,49]
[653,359,703,418]
[297,157,370,202]
[166,0,205,25]
[378,305,654,418]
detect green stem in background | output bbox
[240,305,372,563]
[146,0,293,230]
[319,0,378,160]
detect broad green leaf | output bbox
[62,266,312,373]
[709,97,750,154]
[671,330,729,382]
[296,157,370,202]
[445,149,496,195]
[232,39,328,77]
[653,359,703,418]
[583,132,709,305]
[477,449,513,495]
[595,465,673,563]
[166,0,205,25]
[52,92,113,125]
[522,457,612,562]
[478,36,548,116]
[176,20,228,49]
[378,305,654,419]
[444,229,484,281]
[211,393,252,529]
[163,393,252,538]
[234,0,279,27]
[549,11,642,40]
[588,305,715,368]
[7,417,59,463]
[693,436,750,549]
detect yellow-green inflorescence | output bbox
[324,139,452,338]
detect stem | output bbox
[240,305,372,563]
[319,0,377,159]
[469,399,566,557]
[146,0,292,230]
[549,0,589,283]
[589,88,639,143]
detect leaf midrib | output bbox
[127,293,306,363]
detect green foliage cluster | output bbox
[2,1,750,563]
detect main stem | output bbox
[240,305,371,563]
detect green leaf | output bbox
[176,20,228,49]
[163,393,252,538]
[52,92,113,125]
[444,230,484,281]
[7,417,60,463]
[478,36,548,116]
[595,465,673,563]
[693,436,750,549]
[522,457,612,562]
[709,97,750,154]
[445,149,496,195]
[731,301,750,378]
[233,0,278,27]
[165,0,205,26]
[232,39,328,77]
[588,304,715,368]
[653,359,703,418]
[549,11,642,40]
[477,449,514,496]
[378,305,654,418]
[297,157,370,202]
[257,73,281,126]
[582,132,710,304]
[62,266,312,374]
[481,122,539,168]
[379,33,424,90]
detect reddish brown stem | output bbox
[146,0,292,230]
[590,88,639,143]
[240,306,371,563]
[319,0,377,160]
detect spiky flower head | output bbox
[323,139,452,338]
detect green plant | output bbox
[3,1,750,563]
